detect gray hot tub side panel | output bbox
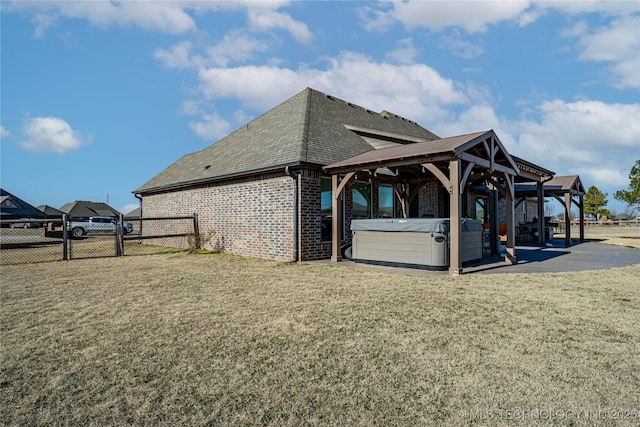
[352,230,449,267]
[350,218,483,267]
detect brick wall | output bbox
[418,182,440,217]
[299,169,332,260]
[143,172,296,261]
[141,170,492,262]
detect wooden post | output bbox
[331,174,342,262]
[193,212,200,250]
[62,213,68,260]
[579,194,585,242]
[449,159,462,275]
[565,192,572,247]
[117,213,124,256]
[505,175,516,264]
[537,181,545,245]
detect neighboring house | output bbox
[1,188,46,222]
[125,207,141,218]
[59,201,122,219]
[134,87,578,270]
[36,205,66,218]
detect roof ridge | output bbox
[301,88,312,163]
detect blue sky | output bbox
[1,0,639,216]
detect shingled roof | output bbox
[0,188,46,219]
[135,87,439,194]
[59,201,121,218]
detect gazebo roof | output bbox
[515,175,585,197]
[323,129,519,177]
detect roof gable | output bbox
[323,130,519,176]
[36,205,66,217]
[0,188,46,218]
[135,88,439,194]
[59,201,121,218]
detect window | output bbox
[378,185,394,218]
[321,178,332,242]
[352,181,371,220]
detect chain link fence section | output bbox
[0,218,65,265]
[1,214,199,264]
[122,214,199,257]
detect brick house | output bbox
[135,88,442,261]
[134,87,580,270]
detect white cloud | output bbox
[438,32,485,59]
[537,1,639,17]
[385,38,419,64]
[196,51,469,120]
[180,99,203,116]
[10,1,197,36]
[247,8,312,44]
[206,31,270,67]
[573,15,640,88]
[361,0,638,34]
[153,41,203,69]
[432,96,639,196]
[9,0,305,40]
[373,0,531,33]
[508,100,640,188]
[189,112,232,141]
[0,126,10,138]
[20,116,91,154]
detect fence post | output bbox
[115,214,123,256]
[193,212,200,250]
[62,214,68,260]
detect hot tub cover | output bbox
[351,218,482,233]
[351,218,448,233]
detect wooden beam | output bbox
[503,171,514,200]
[331,174,342,262]
[491,137,498,171]
[579,194,585,242]
[449,159,463,275]
[334,172,355,198]
[458,152,517,175]
[505,174,517,264]
[330,172,355,262]
[564,192,572,247]
[537,181,545,245]
[482,139,490,159]
[325,154,455,175]
[422,163,451,193]
[393,183,408,218]
[486,177,506,196]
[460,161,475,193]
[408,184,422,205]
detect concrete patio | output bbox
[316,241,639,275]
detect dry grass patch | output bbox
[576,225,640,250]
[1,254,639,426]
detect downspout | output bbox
[134,193,143,216]
[285,166,299,262]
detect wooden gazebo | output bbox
[515,175,585,247]
[323,130,522,275]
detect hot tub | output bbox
[350,218,483,270]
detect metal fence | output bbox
[122,214,199,257]
[0,214,199,265]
